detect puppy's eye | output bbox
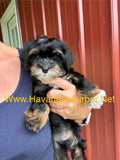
[36,55,39,58]
[50,62,54,66]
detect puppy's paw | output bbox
[25,104,50,132]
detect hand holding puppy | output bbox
[42,77,91,124]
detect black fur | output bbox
[20,35,98,160]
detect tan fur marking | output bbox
[53,64,61,75]
[52,49,63,54]
[30,64,38,77]
[30,63,65,81]
[29,48,40,55]
[34,86,41,93]
[89,86,101,97]
[63,73,79,82]
[71,133,79,146]
[73,147,84,159]
[25,103,50,132]
[77,86,101,100]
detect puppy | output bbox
[20,35,101,160]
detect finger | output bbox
[47,89,66,98]
[74,119,83,124]
[42,77,75,90]
[50,107,56,113]
[51,107,61,114]
[49,101,67,109]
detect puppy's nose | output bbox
[42,65,49,73]
[42,68,48,73]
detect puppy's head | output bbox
[20,35,75,81]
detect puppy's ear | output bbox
[29,48,40,55]
[20,41,33,71]
[65,49,75,69]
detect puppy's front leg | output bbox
[25,80,51,132]
[25,102,50,132]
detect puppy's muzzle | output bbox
[37,64,50,73]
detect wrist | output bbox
[79,112,91,126]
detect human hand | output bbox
[42,78,91,124]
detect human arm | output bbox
[0,41,18,60]
[0,42,20,103]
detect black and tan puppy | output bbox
[20,35,101,160]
